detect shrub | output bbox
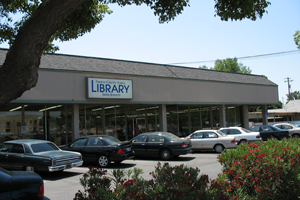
[216,139,300,200]
[150,162,210,200]
[74,163,211,200]
[74,139,300,200]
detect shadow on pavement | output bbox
[132,156,196,162]
[190,150,217,154]
[80,162,137,170]
[40,170,83,181]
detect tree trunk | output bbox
[0,0,87,106]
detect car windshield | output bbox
[102,136,121,145]
[216,130,227,137]
[161,132,180,141]
[241,128,251,133]
[31,143,59,153]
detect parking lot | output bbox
[42,152,222,200]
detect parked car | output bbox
[131,132,192,160]
[273,123,300,138]
[61,135,134,167]
[249,125,290,141]
[0,139,83,172]
[295,121,300,127]
[219,127,261,144]
[0,132,14,136]
[0,167,44,199]
[185,130,237,153]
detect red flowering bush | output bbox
[149,162,210,200]
[74,163,211,200]
[74,166,156,200]
[215,139,300,200]
[74,139,300,200]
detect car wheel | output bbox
[293,134,300,139]
[98,155,110,167]
[160,149,172,160]
[214,144,224,153]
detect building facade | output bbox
[0,48,278,145]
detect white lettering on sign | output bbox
[87,78,132,99]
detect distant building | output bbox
[249,99,300,125]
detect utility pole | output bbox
[284,77,293,100]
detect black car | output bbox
[0,139,83,172]
[131,132,192,160]
[0,167,44,200]
[249,125,290,141]
[61,135,134,167]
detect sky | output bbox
[1,0,299,105]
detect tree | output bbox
[294,30,300,49]
[199,65,209,69]
[0,0,271,106]
[199,58,252,74]
[286,91,300,102]
[214,58,252,74]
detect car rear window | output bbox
[102,136,121,145]
[31,143,59,153]
[216,130,227,137]
[162,132,180,141]
[241,128,251,133]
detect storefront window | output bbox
[226,106,235,127]
[116,106,126,141]
[86,105,103,136]
[79,105,104,138]
[212,106,220,129]
[127,106,146,139]
[24,105,44,140]
[178,106,189,136]
[147,106,159,132]
[0,104,23,143]
[226,106,241,127]
[190,106,202,133]
[235,106,241,126]
[201,106,211,129]
[46,105,71,146]
[104,105,116,137]
[167,105,178,134]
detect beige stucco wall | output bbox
[14,70,279,105]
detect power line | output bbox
[169,50,300,65]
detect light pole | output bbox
[284,77,293,100]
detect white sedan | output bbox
[219,127,261,144]
[273,123,300,138]
[185,130,237,153]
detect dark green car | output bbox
[0,139,83,172]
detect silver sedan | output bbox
[185,130,237,153]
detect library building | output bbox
[0,48,278,145]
